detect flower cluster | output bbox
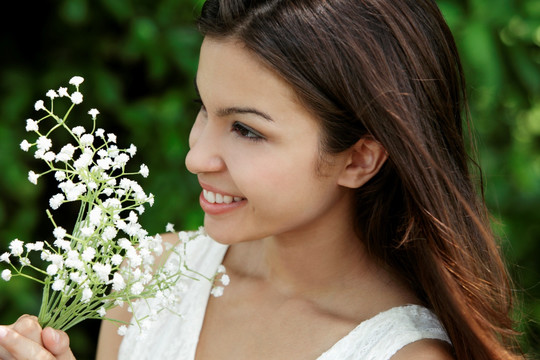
[0,77,226,332]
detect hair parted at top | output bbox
[197,0,525,358]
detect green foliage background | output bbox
[0,0,538,358]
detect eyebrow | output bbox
[194,78,274,122]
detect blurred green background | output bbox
[0,0,538,358]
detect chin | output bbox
[203,221,260,246]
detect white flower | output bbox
[97,157,112,171]
[52,279,66,292]
[20,258,30,267]
[73,149,93,170]
[49,193,65,210]
[70,272,84,284]
[216,265,226,274]
[34,149,45,160]
[71,91,83,104]
[103,198,121,210]
[25,119,39,132]
[56,143,77,163]
[131,282,144,295]
[80,226,95,237]
[93,263,112,283]
[53,227,67,240]
[72,126,85,136]
[112,272,126,291]
[117,325,127,336]
[59,180,87,201]
[42,151,56,162]
[49,254,64,268]
[47,264,59,276]
[34,100,45,111]
[111,254,123,266]
[1,269,12,281]
[9,239,24,256]
[81,287,92,303]
[127,144,137,156]
[126,248,142,267]
[55,171,66,181]
[80,134,94,146]
[139,164,149,178]
[54,239,71,251]
[81,247,96,262]
[69,76,84,86]
[46,90,58,99]
[0,252,10,263]
[107,133,117,143]
[89,207,103,226]
[165,223,175,233]
[102,226,117,241]
[95,128,105,137]
[221,274,230,286]
[65,250,83,270]
[36,136,52,151]
[97,307,106,317]
[211,286,224,297]
[118,238,131,250]
[88,108,100,120]
[28,171,39,185]
[20,140,31,152]
[58,87,69,97]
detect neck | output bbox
[262,226,371,295]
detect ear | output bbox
[337,137,388,189]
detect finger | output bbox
[42,327,76,360]
[0,343,15,360]
[0,325,55,360]
[11,314,43,345]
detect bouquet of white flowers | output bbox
[0,76,228,333]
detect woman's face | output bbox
[186,38,353,244]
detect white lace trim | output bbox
[317,304,451,360]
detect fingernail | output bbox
[0,326,7,339]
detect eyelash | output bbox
[231,121,265,142]
[193,97,264,142]
[193,97,205,111]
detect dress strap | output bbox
[317,305,451,360]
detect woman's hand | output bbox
[0,315,75,360]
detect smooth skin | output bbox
[0,38,454,360]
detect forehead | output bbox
[196,37,301,112]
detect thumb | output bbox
[42,327,76,360]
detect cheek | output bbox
[235,149,322,201]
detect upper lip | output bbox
[198,180,243,198]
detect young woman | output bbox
[0,0,524,359]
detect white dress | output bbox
[119,232,451,360]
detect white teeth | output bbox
[203,189,243,204]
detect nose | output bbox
[185,117,226,175]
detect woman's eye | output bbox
[231,122,264,141]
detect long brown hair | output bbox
[197,0,523,358]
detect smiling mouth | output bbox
[203,189,244,204]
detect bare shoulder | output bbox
[95,304,132,360]
[391,339,454,360]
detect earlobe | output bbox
[337,137,388,189]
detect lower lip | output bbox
[198,191,246,215]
